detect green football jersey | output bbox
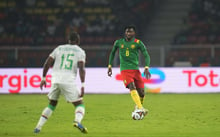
[108,37,150,71]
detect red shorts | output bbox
[121,70,144,89]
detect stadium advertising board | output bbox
[0,68,220,94]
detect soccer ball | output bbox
[131,109,145,120]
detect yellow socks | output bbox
[130,90,143,109]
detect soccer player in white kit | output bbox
[34,31,88,134]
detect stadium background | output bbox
[1,0,220,68]
[0,0,220,137]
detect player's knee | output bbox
[72,100,83,107]
[128,82,136,90]
[49,100,58,107]
[137,89,145,97]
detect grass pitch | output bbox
[0,93,220,137]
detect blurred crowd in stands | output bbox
[0,0,154,46]
[173,0,220,44]
[166,0,220,67]
[2,0,219,67]
[0,0,155,67]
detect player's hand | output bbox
[80,87,84,97]
[144,68,151,79]
[107,67,112,77]
[40,80,46,90]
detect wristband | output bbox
[81,82,85,87]
[42,77,46,81]
[108,64,112,68]
[145,66,149,69]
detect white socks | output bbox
[74,105,85,123]
[35,104,85,130]
[35,107,53,130]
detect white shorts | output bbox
[47,83,82,102]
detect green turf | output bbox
[0,93,220,137]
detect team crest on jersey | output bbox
[131,44,135,49]
[121,44,124,48]
[134,39,140,43]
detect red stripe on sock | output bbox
[42,115,48,119]
[76,111,84,115]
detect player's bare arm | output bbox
[40,56,54,90]
[78,61,85,97]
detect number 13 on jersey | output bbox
[60,54,74,70]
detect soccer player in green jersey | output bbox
[107,25,151,114]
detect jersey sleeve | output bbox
[108,40,119,66]
[78,49,86,63]
[139,41,150,67]
[49,47,59,59]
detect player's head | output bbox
[124,25,136,40]
[68,31,80,45]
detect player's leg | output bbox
[121,70,143,109]
[34,84,60,133]
[72,100,88,133]
[127,82,143,109]
[133,70,148,115]
[61,83,87,133]
[132,86,148,115]
[134,70,146,105]
[72,100,85,124]
[34,100,58,133]
[137,88,145,104]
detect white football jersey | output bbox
[49,44,85,84]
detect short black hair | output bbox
[124,25,136,32]
[68,31,79,42]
